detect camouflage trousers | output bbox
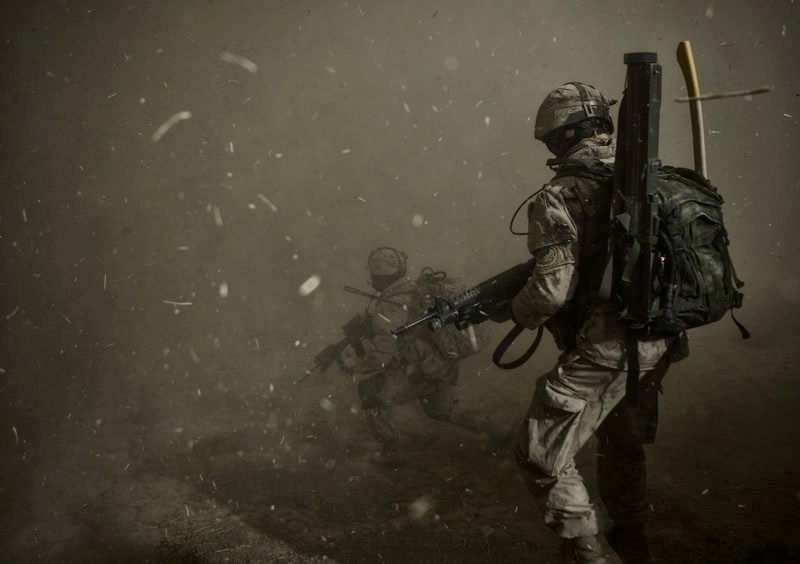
[513,351,668,539]
[358,365,505,444]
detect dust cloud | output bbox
[1,1,799,563]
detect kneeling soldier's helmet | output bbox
[368,247,407,277]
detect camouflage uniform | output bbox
[350,251,505,447]
[510,134,685,541]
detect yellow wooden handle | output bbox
[676,41,707,177]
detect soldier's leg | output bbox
[357,367,416,444]
[416,367,511,444]
[515,354,629,539]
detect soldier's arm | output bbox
[510,187,581,330]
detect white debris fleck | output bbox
[403,102,411,114]
[341,148,351,154]
[220,51,258,73]
[11,426,18,445]
[21,209,27,223]
[189,348,200,363]
[275,152,283,159]
[784,113,794,118]
[247,203,256,209]
[151,111,192,142]
[257,193,278,212]
[139,97,146,104]
[431,104,440,113]
[319,398,335,411]
[411,214,424,227]
[408,495,433,521]
[702,488,709,495]
[298,274,321,297]
[484,116,491,127]
[325,66,336,74]
[219,282,229,298]
[705,4,714,18]
[176,246,190,251]
[213,205,223,226]
[229,141,234,154]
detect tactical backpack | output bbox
[552,160,748,339]
[415,267,492,360]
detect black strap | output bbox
[625,331,640,408]
[492,324,544,370]
[730,308,751,339]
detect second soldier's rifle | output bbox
[391,259,543,369]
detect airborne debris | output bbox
[257,193,279,212]
[298,275,321,297]
[408,495,433,520]
[220,51,258,73]
[151,111,192,142]
[219,282,229,298]
[213,205,223,226]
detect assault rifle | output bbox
[301,314,366,382]
[392,259,543,369]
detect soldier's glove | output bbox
[488,302,514,324]
[339,344,361,373]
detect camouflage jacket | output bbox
[357,277,452,378]
[510,135,675,370]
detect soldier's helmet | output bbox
[367,247,407,278]
[534,82,615,141]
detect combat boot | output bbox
[561,535,623,564]
[606,524,651,563]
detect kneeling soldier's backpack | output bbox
[416,267,492,360]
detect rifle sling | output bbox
[492,324,544,370]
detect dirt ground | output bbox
[2,301,800,564]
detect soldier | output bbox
[341,247,511,464]
[493,83,688,563]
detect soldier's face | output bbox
[370,274,397,292]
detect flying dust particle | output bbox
[411,214,424,227]
[219,282,229,298]
[299,275,321,296]
[220,51,258,73]
[408,495,433,520]
[151,111,192,142]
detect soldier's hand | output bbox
[489,303,513,323]
[339,344,360,372]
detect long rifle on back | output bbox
[608,52,663,406]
